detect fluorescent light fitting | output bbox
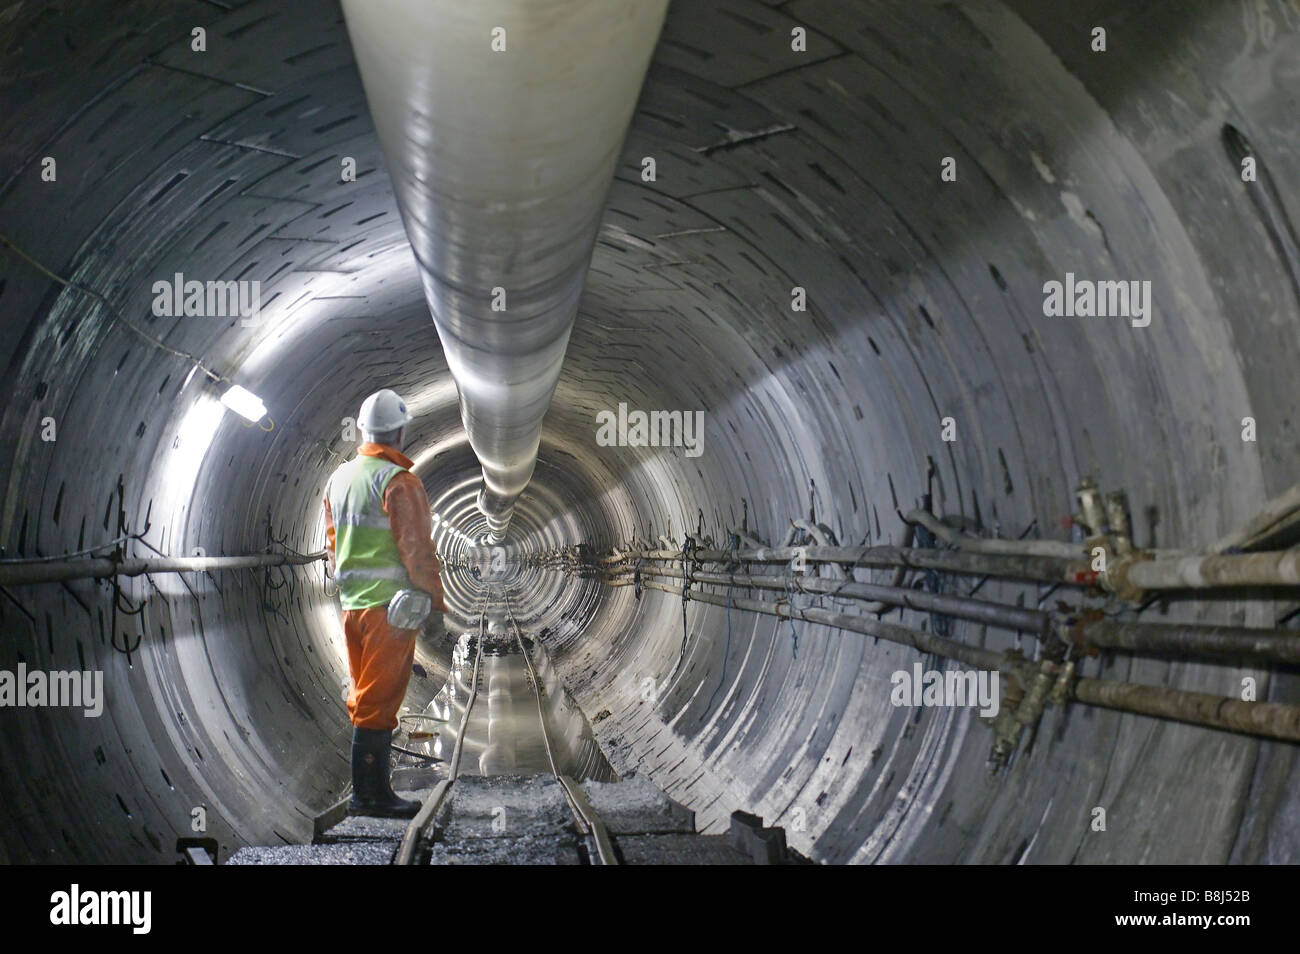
[220,384,267,423]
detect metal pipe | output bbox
[608,544,1084,584]
[607,544,1300,593]
[1072,676,1300,743]
[1124,550,1300,590]
[869,522,917,611]
[638,579,1300,742]
[638,578,1009,672]
[1074,618,1300,665]
[792,519,844,578]
[0,551,324,587]
[632,565,1050,635]
[340,0,669,543]
[620,567,1300,664]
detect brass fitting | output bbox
[1014,660,1057,728]
[989,704,1022,768]
[1074,479,1150,601]
[1105,490,1134,556]
[987,659,1027,768]
[1103,550,1151,603]
[1074,476,1107,538]
[1049,658,1076,706]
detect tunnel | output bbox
[0,0,1298,869]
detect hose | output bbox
[903,509,1084,559]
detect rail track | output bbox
[271,586,782,866]
[395,586,616,865]
[392,595,488,864]
[503,594,618,864]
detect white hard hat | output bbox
[357,388,413,434]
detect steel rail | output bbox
[504,590,618,866]
[394,601,486,865]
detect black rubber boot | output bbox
[348,727,421,819]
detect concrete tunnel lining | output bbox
[0,0,1296,864]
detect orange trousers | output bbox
[342,607,417,730]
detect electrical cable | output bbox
[0,232,226,385]
[390,745,443,763]
[0,533,138,564]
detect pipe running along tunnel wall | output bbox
[0,0,1297,863]
[340,0,670,544]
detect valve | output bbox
[1106,491,1134,556]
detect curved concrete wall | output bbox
[0,0,1295,863]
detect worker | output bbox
[323,388,447,818]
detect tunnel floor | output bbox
[229,591,792,865]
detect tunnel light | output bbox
[220,384,267,423]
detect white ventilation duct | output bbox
[341,0,670,543]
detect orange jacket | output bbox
[324,442,447,613]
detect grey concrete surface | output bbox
[0,0,1296,865]
[581,774,696,835]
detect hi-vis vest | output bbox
[327,455,413,610]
